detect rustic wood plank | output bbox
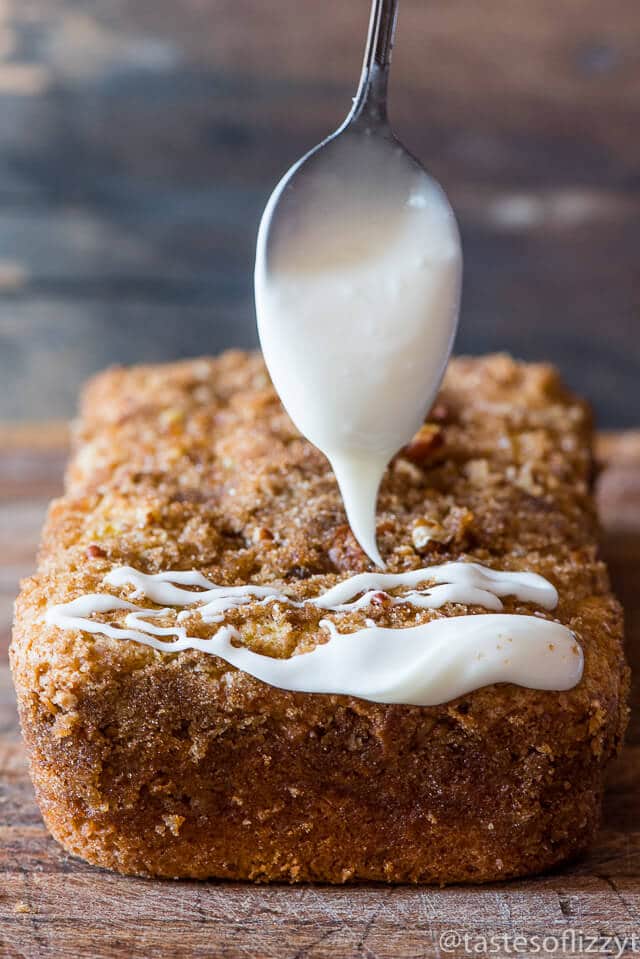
[0,430,639,955]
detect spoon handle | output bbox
[349,0,399,126]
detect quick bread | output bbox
[11,352,628,882]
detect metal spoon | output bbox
[255,0,462,566]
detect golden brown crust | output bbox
[10,351,629,882]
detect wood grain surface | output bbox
[0,0,638,426]
[0,427,639,958]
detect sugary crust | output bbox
[10,352,629,882]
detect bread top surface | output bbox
[11,352,625,722]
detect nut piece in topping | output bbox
[411,506,475,552]
[251,526,275,545]
[402,423,444,464]
[370,590,391,607]
[85,543,107,559]
[412,517,447,550]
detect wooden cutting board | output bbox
[1,427,639,959]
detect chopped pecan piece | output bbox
[402,423,444,464]
[85,543,107,559]
[251,525,274,544]
[411,506,475,552]
[411,518,447,550]
[444,505,475,545]
[370,591,391,606]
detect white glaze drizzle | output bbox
[44,562,582,706]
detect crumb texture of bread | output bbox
[11,351,628,883]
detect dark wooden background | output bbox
[0,0,638,425]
